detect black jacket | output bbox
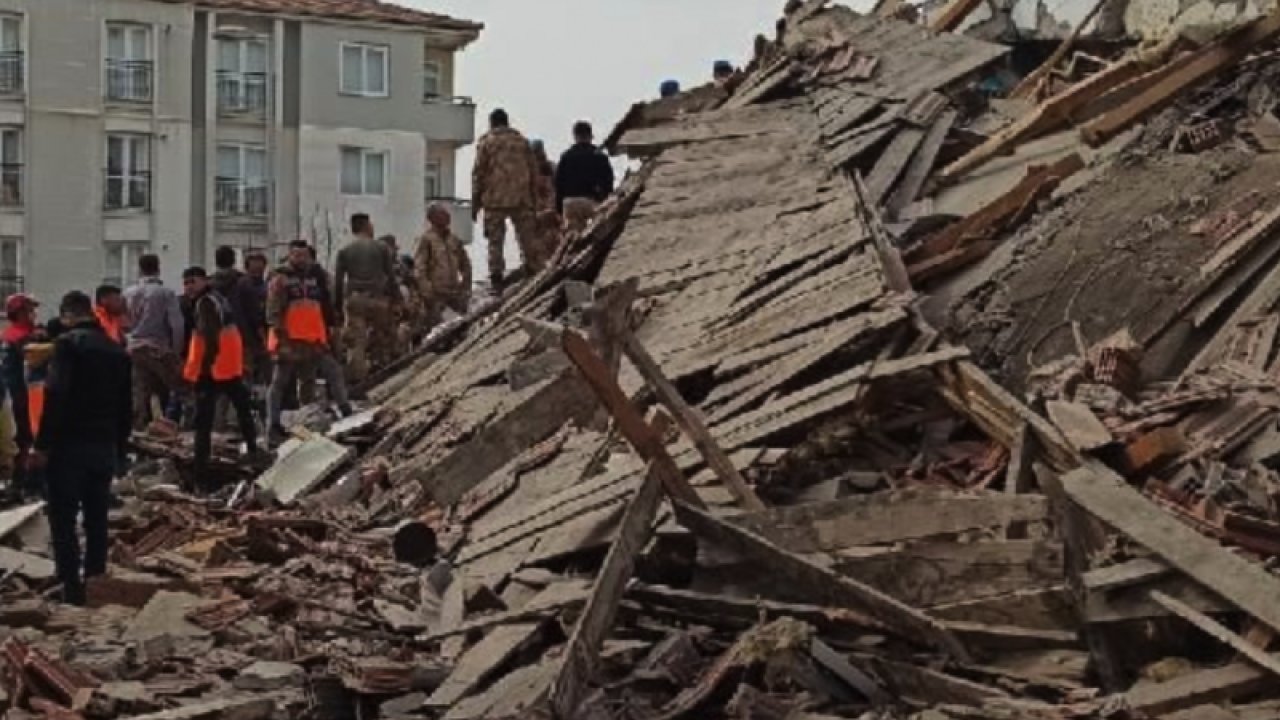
[36,320,132,453]
[213,267,265,352]
[555,142,615,212]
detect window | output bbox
[423,60,441,99]
[217,36,269,114]
[0,238,21,297]
[0,15,22,96]
[0,128,20,207]
[106,23,153,103]
[424,159,441,200]
[340,147,386,196]
[216,143,269,216]
[103,242,149,287]
[105,134,150,210]
[340,42,388,97]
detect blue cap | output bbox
[713,60,734,75]
[660,79,681,98]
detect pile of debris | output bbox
[15,0,1280,718]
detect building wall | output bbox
[297,125,425,266]
[0,0,194,301]
[299,20,427,134]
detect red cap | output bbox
[5,293,37,316]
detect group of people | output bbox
[0,204,475,604]
[472,110,615,293]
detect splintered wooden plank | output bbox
[1124,660,1277,715]
[1046,401,1113,451]
[414,373,598,507]
[730,489,1049,553]
[426,623,544,708]
[864,125,927,206]
[673,500,972,661]
[931,0,985,32]
[1063,468,1280,635]
[1152,591,1280,681]
[888,109,957,218]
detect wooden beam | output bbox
[1124,659,1276,715]
[1063,467,1280,635]
[930,0,985,33]
[1008,0,1109,99]
[1004,423,1038,539]
[1081,10,1280,146]
[621,332,766,511]
[1151,590,1280,681]
[673,500,972,661]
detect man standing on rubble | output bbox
[334,213,401,385]
[32,291,130,606]
[472,109,543,293]
[182,267,260,493]
[93,285,127,345]
[555,121,615,235]
[2,294,41,499]
[267,240,352,443]
[123,254,186,430]
[415,202,473,334]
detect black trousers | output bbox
[194,378,258,490]
[46,441,115,605]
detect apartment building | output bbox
[0,0,480,302]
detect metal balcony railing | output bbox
[105,60,153,103]
[216,71,269,116]
[0,163,21,207]
[104,169,151,211]
[0,275,22,297]
[0,52,23,96]
[215,178,270,217]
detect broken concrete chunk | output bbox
[256,434,353,505]
[0,546,56,582]
[233,661,306,691]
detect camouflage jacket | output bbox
[414,228,472,299]
[472,127,539,211]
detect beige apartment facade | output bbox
[0,0,480,303]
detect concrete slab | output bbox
[256,435,353,505]
[0,546,56,582]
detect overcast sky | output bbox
[405,0,787,194]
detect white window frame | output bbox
[0,237,22,287]
[0,128,20,208]
[103,242,149,287]
[105,22,153,103]
[105,133,151,211]
[424,159,441,200]
[0,15,22,53]
[339,42,389,98]
[422,59,442,99]
[340,146,387,197]
[216,143,269,215]
[216,35,269,113]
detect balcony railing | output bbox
[0,163,21,208]
[0,52,23,96]
[104,170,151,211]
[215,178,270,217]
[105,60,153,103]
[216,71,269,116]
[0,275,22,298]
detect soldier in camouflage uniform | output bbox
[472,109,543,293]
[334,214,402,385]
[416,203,473,332]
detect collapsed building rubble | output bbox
[12,0,1280,718]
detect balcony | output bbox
[105,60,153,104]
[0,164,20,208]
[217,71,270,118]
[215,178,270,220]
[0,52,22,96]
[0,275,21,297]
[421,95,475,144]
[104,170,151,211]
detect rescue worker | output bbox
[334,213,401,384]
[472,108,542,293]
[182,267,260,492]
[382,235,419,355]
[660,79,681,98]
[530,139,561,260]
[555,121,615,234]
[31,291,131,606]
[213,246,263,376]
[123,254,186,429]
[244,252,271,388]
[713,60,736,86]
[416,202,473,333]
[93,285,127,345]
[267,240,352,442]
[1,294,40,497]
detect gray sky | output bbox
[405,0,787,194]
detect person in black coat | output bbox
[554,121,615,233]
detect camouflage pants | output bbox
[343,293,396,385]
[129,345,184,430]
[484,207,544,282]
[563,197,598,235]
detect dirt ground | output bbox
[933,143,1280,390]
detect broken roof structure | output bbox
[15,0,1280,718]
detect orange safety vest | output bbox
[93,306,124,345]
[269,270,329,353]
[183,292,245,382]
[27,380,43,436]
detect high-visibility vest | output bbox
[27,380,43,436]
[94,306,124,345]
[23,342,53,437]
[269,271,329,352]
[183,292,245,382]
